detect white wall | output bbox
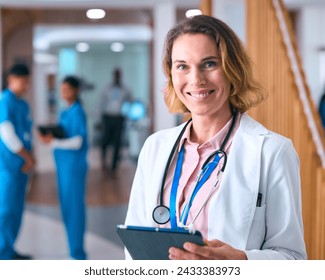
[296,6,325,105]
[213,0,246,43]
[153,1,177,131]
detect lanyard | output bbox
[169,141,222,228]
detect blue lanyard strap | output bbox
[169,141,222,228]
[180,153,221,225]
[169,142,186,228]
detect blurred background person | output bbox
[319,89,325,131]
[38,76,88,260]
[99,68,131,172]
[0,63,35,260]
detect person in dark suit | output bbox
[99,68,131,171]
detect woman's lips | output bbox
[187,89,215,99]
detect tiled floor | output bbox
[15,147,137,260]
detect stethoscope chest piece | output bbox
[152,205,170,224]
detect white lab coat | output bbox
[124,113,307,260]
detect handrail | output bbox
[273,0,325,168]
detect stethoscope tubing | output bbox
[158,118,192,206]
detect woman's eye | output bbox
[177,64,187,70]
[203,61,217,69]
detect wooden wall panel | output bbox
[200,0,212,16]
[246,0,325,259]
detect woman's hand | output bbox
[38,133,53,144]
[169,239,247,260]
[18,148,35,173]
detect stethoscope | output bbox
[152,110,238,229]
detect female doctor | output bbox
[124,15,307,260]
[39,76,88,260]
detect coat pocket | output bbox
[246,204,266,250]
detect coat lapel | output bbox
[207,114,268,249]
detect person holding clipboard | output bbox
[123,15,307,260]
[38,76,88,260]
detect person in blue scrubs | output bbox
[39,76,88,260]
[0,63,35,260]
[319,92,325,130]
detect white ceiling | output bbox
[0,0,200,9]
[1,0,325,9]
[34,24,152,51]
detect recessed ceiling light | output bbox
[185,9,202,18]
[110,42,125,52]
[86,9,106,20]
[76,42,90,52]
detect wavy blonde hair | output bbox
[163,15,266,113]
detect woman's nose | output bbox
[189,68,206,87]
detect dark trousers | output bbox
[101,114,125,171]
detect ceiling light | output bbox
[86,9,106,20]
[110,42,125,52]
[185,9,202,18]
[76,42,90,52]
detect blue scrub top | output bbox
[319,96,325,129]
[0,89,32,172]
[54,101,88,166]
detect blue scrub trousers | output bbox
[0,171,28,259]
[56,163,87,260]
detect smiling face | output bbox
[171,33,231,120]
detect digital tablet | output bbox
[116,225,204,260]
[38,125,65,139]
